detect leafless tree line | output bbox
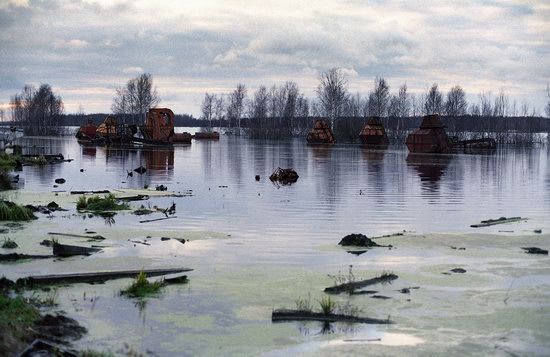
[10,84,64,135]
[201,68,549,142]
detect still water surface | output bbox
[6,134,550,356]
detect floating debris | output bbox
[52,243,102,257]
[470,217,524,228]
[325,273,398,295]
[271,309,391,324]
[16,267,192,286]
[133,166,147,174]
[269,167,299,185]
[522,247,548,255]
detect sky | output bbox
[0,0,549,117]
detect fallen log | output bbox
[139,216,177,223]
[271,309,392,324]
[324,273,398,294]
[470,217,524,228]
[0,253,54,262]
[48,232,106,240]
[70,190,110,195]
[522,247,548,255]
[53,243,102,257]
[16,267,193,286]
[116,194,149,201]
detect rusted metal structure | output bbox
[359,117,389,146]
[405,114,452,153]
[139,108,191,144]
[75,120,98,143]
[306,120,336,144]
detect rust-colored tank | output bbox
[405,114,451,153]
[75,121,97,142]
[359,117,389,146]
[306,120,336,144]
[139,108,191,144]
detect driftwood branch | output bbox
[16,267,193,286]
[324,273,398,294]
[272,309,392,324]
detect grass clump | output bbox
[133,205,153,216]
[295,293,313,312]
[120,271,164,298]
[77,194,129,212]
[317,296,337,315]
[0,293,41,355]
[0,152,19,168]
[1,237,17,249]
[0,201,36,221]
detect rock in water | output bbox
[338,233,381,247]
[522,247,548,255]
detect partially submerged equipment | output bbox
[140,108,191,144]
[307,120,336,144]
[270,167,299,185]
[194,131,220,140]
[359,117,389,146]
[405,114,452,153]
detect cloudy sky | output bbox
[0,0,549,116]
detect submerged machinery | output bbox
[76,108,191,146]
[359,117,389,147]
[306,120,336,144]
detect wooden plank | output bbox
[17,267,193,286]
[272,309,392,324]
[470,217,524,228]
[324,273,398,294]
[139,216,177,223]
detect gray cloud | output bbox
[0,0,548,115]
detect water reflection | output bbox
[406,153,453,193]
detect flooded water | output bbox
[2,134,550,356]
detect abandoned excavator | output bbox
[76,108,191,146]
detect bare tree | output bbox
[368,77,390,117]
[0,103,5,122]
[479,92,493,117]
[520,102,529,117]
[493,88,509,117]
[316,68,349,129]
[345,92,363,117]
[546,84,550,118]
[397,84,410,117]
[201,92,215,129]
[296,94,309,118]
[469,103,481,116]
[227,83,247,130]
[10,84,64,135]
[445,85,467,117]
[387,95,400,118]
[111,86,130,123]
[424,83,443,115]
[113,73,160,124]
[251,86,269,120]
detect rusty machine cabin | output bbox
[140,108,191,144]
[405,114,452,153]
[359,117,389,147]
[306,120,336,144]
